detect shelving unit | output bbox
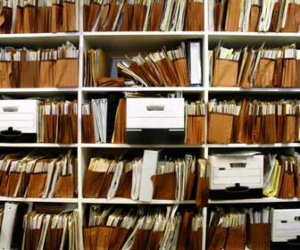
[1,1,300,249]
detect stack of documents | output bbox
[83,0,204,32]
[83,204,203,249]
[82,150,209,204]
[82,94,121,143]
[0,149,77,198]
[208,99,242,143]
[115,41,202,87]
[247,207,271,250]
[22,208,80,250]
[208,98,300,144]
[0,0,78,34]
[210,42,300,88]
[83,48,126,87]
[0,42,79,88]
[264,151,300,199]
[207,207,247,250]
[83,156,138,199]
[82,99,107,143]
[185,100,206,144]
[211,0,300,32]
[40,99,78,143]
[111,98,126,143]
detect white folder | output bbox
[139,150,159,202]
[0,202,18,249]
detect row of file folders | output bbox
[84,40,202,87]
[0,202,203,250]
[0,42,79,88]
[2,147,300,203]
[0,202,80,250]
[0,0,78,34]
[0,39,202,88]
[82,96,300,145]
[84,0,204,32]
[210,0,300,32]
[0,150,77,199]
[83,150,208,206]
[207,206,300,250]
[83,205,203,250]
[1,203,299,249]
[210,42,300,88]
[4,97,300,145]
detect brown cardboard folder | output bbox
[115,170,132,198]
[282,3,300,32]
[39,60,55,87]
[0,61,12,88]
[253,58,275,87]
[208,227,228,250]
[45,228,63,250]
[83,170,105,198]
[26,172,47,198]
[0,7,13,34]
[23,5,36,33]
[43,114,58,143]
[185,1,204,31]
[208,113,234,144]
[225,0,241,31]
[186,115,205,144]
[225,226,245,250]
[54,58,78,88]
[151,172,176,200]
[213,58,238,87]
[281,58,297,87]
[249,223,270,250]
[54,175,74,198]
[148,2,163,31]
[82,114,96,143]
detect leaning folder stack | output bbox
[0,150,77,199]
[83,204,203,250]
[82,152,209,206]
[210,43,300,88]
[84,40,202,87]
[264,153,300,200]
[208,98,300,144]
[22,208,80,250]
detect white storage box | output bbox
[126,98,185,144]
[209,152,264,199]
[0,100,41,142]
[271,208,300,249]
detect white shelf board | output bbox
[0,143,78,148]
[0,88,79,94]
[0,197,79,203]
[82,198,196,205]
[80,143,205,148]
[208,87,300,93]
[208,31,300,46]
[0,33,80,46]
[209,197,300,204]
[82,87,205,93]
[208,143,300,148]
